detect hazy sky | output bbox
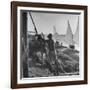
[27,11,80,35]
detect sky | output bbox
[27,11,80,35]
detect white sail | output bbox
[74,17,79,45]
[53,26,57,34]
[64,20,74,45]
[53,26,59,41]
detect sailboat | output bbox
[64,20,75,49]
[53,26,65,45]
[53,26,59,41]
[74,17,79,45]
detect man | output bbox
[33,34,46,64]
[46,33,56,61]
[46,33,58,75]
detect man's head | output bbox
[35,34,38,40]
[47,33,52,39]
[37,35,42,40]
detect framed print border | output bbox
[11,1,88,89]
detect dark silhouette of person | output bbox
[46,33,58,75]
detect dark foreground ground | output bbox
[27,46,79,78]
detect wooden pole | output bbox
[29,12,38,34]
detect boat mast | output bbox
[29,12,38,34]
